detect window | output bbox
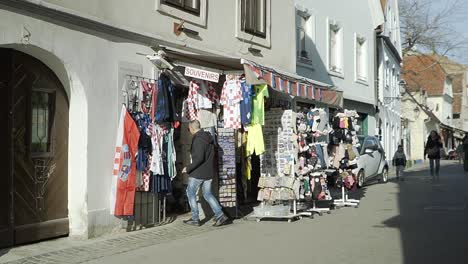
[296,9,314,65]
[31,90,55,154]
[241,0,266,38]
[355,35,367,82]
[162,0,200,15]
[156,0,207,27]
[328,21,343,74]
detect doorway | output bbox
[0,49,69,248]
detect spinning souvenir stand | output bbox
[250,109,302,222]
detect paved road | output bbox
[2,161,467,264]
[81,161,468,264]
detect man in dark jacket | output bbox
[182,120,228,227]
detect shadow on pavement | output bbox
[0,248,9,258]
[382,161,468,264]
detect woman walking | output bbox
[424,130,443,180]
[462,133,468,171]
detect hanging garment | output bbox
[315,144,327,169]
[332,143,346,169]
[110,105,126,215]
[220,79,242,129]
[184,80,219,121]
[150,125,165,175]
[114,108,141,216]
[251,84,269,126]
[240,79,254,125]
[317,109,328,132]
[246,123,265,156]
[166,128,177,180]
[140,81,155,114]
[155,73,177,123]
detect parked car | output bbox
[354,136,389,187]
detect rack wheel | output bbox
[354,205,359,208]
[318,213,323,216]
[327,211,332,214]
[256,219,261,223]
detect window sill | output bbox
[156,0,207,27]
[356,78,369,86]
[297,58,314,70]
[328,69,344,79]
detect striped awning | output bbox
[242,59,343,107]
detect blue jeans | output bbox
[429,159,440,176]
[186,177,223,221]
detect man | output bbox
[182,120,228,227]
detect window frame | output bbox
[156,0,207,27]
[355,34,368,83]
[30,88,56,158]
[161,0,201,16]
[296,8,315,66]
[236,0,271,48]
[327,19,344,77]
[241,0,267,38]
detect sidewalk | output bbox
[0,162,433,264]
[0,214,231,264]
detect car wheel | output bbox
[357,170,365,188]
[381,167,389,183]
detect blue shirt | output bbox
[240,80,254,125]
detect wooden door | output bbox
[0,49,69,247]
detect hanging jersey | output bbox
[220,80,242,129]
[240,80,254,125]
[114,108,140,216]
[251,84,269,126]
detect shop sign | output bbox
[184,66,220,83]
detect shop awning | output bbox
[242,59,344,108]
[155,47,244,73]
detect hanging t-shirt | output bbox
[114,108,140,216]
[240,79,254,125]
[251,84,269,126]
[246,123,265,156]
[220,79,242,129]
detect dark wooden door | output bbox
[0,49,69,247]
[0,48,14,248]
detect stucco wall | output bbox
[294,0,378,106]
[0,9,157,238]
[35,0,296,73]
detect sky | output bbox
[430,0,468,64]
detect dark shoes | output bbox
[183,218,200,226]
[213,214,229,227]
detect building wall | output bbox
[30,0,296,73]
[294,0,380,106]
[427,96,453,127]
[0,0,298,239]
[377,0,402,162]
[0,8,158,238]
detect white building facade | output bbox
[0,0,296,246]
[376,0,403,161]
[294,0,384,136]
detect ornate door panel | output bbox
[0,49,14,248]
[1,49,69,247]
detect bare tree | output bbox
[400,0,468,57]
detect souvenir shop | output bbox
[240,61,364,221]
[110,51,353,227]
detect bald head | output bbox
[189,120,201,134]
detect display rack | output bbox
[333,185,360,208]
[248,200,302,223]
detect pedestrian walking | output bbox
[182,120,229,227]
[456,143,463,164]
[462,133,468,171]
[392,145,407,181]
[424,130,443,179]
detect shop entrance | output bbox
[0,49,69,248]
